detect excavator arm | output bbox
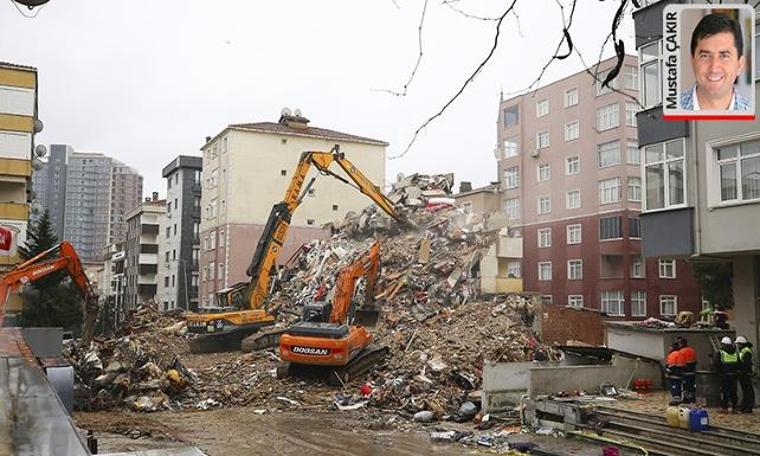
[329,240,380,325]
[0,241,98,341]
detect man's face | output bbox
[691,31,745,100]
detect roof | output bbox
[226,122,388,147]
[0,61,37,72]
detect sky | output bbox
[1,0,635,197]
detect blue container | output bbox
[689,408,709,432]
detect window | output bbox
[164,276,169,287]
[167,201,171,213]
[596,68,617,95]
[597,103,620,131]
[308,188,316,197]
[541,295,553,306]
[209,231,216,250]
[218,263,225,281]
[644,139,685,210]
[538,262,552,281]
[166,227,170,238]
[172,249,176,260]
[627,141,640,164]
[564,88,578,107]
[504,198,520,220]
[165,251,170,263]
[537,196,551,214]
[171,275,175,287]
[629,217,641,238]
[600,216,622,240]
[538,228,551,248]
[598,141,621,167]
[565,120,579,141]
[281,169,287,176]
[537,163,551,182]
[504,166,520,188]
[173,224,177,236]
[624,65,639,91]
[503,105,519,127]
[628,177,642,202]
[640,41,662,108]
[536,99,549,117]
[568,295,584,308]
[202,266,207,281]
[601,290,625,316]
[536,131,550,149]
[714,140,760,204]
[566,190,581,209]
[219,230,225,247]
[631,256,644,278]
[599,177,621,204]
[332,204,339,211]
[307,219,315,225]
[566,156,580,175]
[625,102,638,127]
[659,259,676,278]
[568,259,583,280]
[507,261,521,278]
[631,291,647,317]
[209,262,215,280]
[660,295,677,316]
[567,224,582,244]
[203,236,208,250]
[503,136,519,157]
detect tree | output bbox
[17,211,83,332]
[691,261,733,310]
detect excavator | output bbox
[186,145,409,353]
[0,241,99,344]
[279,240,387,385]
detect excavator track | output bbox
[189,322,273,354]
[285,345,390,386]
[241,328,288,352]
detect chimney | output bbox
[145,197,151,202]
[152,192,159,202]
[279,107,310,130]
[205,136,212,143]
[459,181,472,193]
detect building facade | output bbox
[633,2,760,341]
[199,111,387,307]
[0,61,39,323]
[123,193,165,308]
[496,55,701,318]
[109,161,143,247]
[157,155,201,312]
[31,144,70,239]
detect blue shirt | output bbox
[680,85,752,111]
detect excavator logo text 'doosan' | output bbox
[291,346,329,356]
[30,264,57,277]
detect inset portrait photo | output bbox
[662,4,755,120]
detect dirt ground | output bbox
[75,407,627,456]
[618,390,760,433]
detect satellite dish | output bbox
[33,119,44,133]
[280,107,292,117]
[294,108,302,117]
[32,160,43,171]
[35,144,47,157]
[13,0,49,9]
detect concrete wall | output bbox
[734,255,760,350]
[482,361,541,414]
[528,355,662,397]
[542,306,606,346]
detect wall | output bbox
[481,361,536,413]
[733,255,760,350]
[541,306,606,346]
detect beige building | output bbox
[199,111,387,307]
[0,61,39,323]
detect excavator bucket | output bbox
[353,304,380,328]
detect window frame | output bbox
[564,88,579,107]
[660,295,678,317]
[628,176,642,202]
[599,216,623,240]
[566,156,580,175]
[537,196,551,215]
[537,131,550,149]
[596,68,617,96]
[639,40,662,109]
[538,228,552,248]
[567,259,583,280]
[536,99,550,117]
[504,165,520,189]
[631,291,647,317]
[643,138,687,212]
[568,295,584,308]
[599,177,622,204]
[658,259,676,279]
[601,290,625,316]
[706,136,760,207]
[538,261,553,281]
[631,256,645,278]
[566,189,581,209]
[624,64,639,91]
[625,102,638,127]
[504,198,521,220]
[596,103,620,131]
[598,140,621,168]
[537,163,551,182]
[503,105,519,127]
[564,120,580,142]
[503,135,520,158]
[567,224,582,244]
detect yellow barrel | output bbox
[666,406,680,427]
[679,406,691,429]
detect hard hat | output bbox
[736,336,748,344]
[721,336,733,345]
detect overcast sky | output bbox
[1,0,634,197]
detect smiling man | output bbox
[680,13,751,111]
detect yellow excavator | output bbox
[186,145,409,353]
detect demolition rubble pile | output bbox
[65,173,553,417]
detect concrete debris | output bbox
[413,410,435,422]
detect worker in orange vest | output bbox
[678,336,697,404]
[666,342,685,405]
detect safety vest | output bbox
[666,350,683,368]
[679,346,697,365]
[720,349,738,364]
[740,346,753,362]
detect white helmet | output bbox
[736,336,748,344]
[721,336,733,345]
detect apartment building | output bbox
[0,61,39,324]
[199,110,386,307]
[30,144,70,238]
[496,55,701,318]
[110,161,143,246]
[157,155,202,312]
[123,193,165,308]
[633,2,760,342]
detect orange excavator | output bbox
[279,240,388,385]
[0,241,99,343]
[187,145,409,353]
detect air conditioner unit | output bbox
[531,148,540,158]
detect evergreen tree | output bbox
[17,210,83,332]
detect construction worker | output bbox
[736,336,755,413]
[665,342,684,405]
[677,336,697,404]
[715,336,739,412]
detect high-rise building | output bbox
[31,144,70,239]
[124,193,165,308]
[109,160,143,246]
[496,55,701,319]
[0,61,40,324]
[157,155,202,312]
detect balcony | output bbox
[141,223,159,235]
[0,203,29,220]
[138,253,158,265]
[139,264,158,275]
[495,277,523,293]
[496,235,522,259]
